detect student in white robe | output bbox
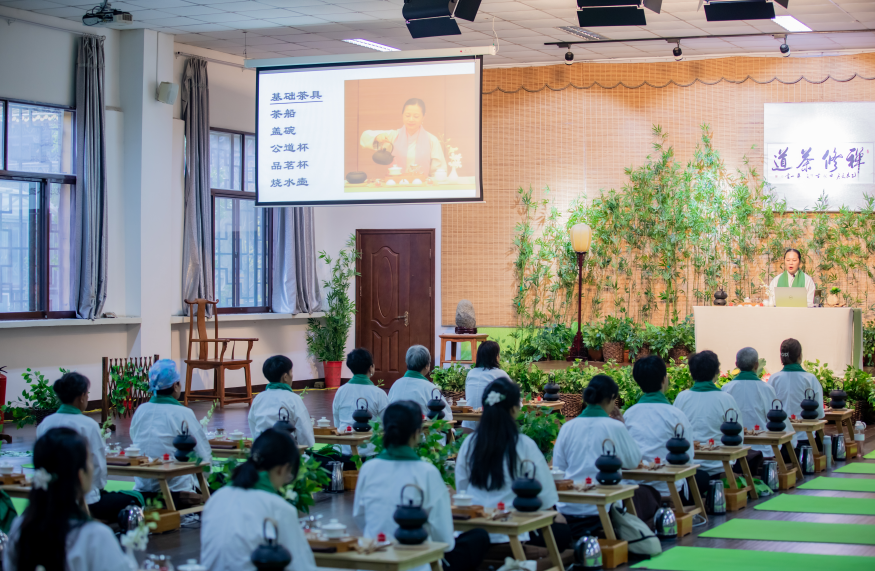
[130,359,212,500]
[248,355,315,447]
[456,376,571,551]
[461,341,506,431]
[201,428,317,571]
[721,347,778,459]
[332,348,389,456]
[4,427,128,571]
[554,375,657,538]
[36,372,141,522]
[354,401,488,571]
[625,356,697,503]
[388,345,454,423]
[770,338,824,452]
[768,248,816,307]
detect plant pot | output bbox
[343,470,359,489]
[324,361,342,388]
[31,408,57,425]
[603,342,624,363]
[635,345,652,360]
[587,348,603,362]
[623,349,630,363]
[668,347,691,362]
[558,393,583,417]
[853,400,875,424]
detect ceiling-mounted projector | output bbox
[82,1,133,27]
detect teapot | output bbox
[542,380,560,402]
[511,459,543,512]
[595,439,623,485]
[273,406,297,437]
[829,387,847,410]
[665,423,690,465]
[426,389,446,420]
[373,148,394,165]
[572,536,602,571]
[352,398,373,432]
[720,408,743,447]
[393,484,429,545]
[800,389,820,420]
[766,399,788,432]
[653,502,678,540]
[172,420,197,462]
[251,518,292,571]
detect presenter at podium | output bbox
[768,248,815,307]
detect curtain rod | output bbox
[175,51,250,70]
[3,15,104,38]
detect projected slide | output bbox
[256,58,482,206]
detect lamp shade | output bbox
[570,223,592,253]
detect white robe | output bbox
[721,379,778,457]
[248,388,316,447]
[36,411,106,505]
[553,416,641,517]
[455,433,558,542]
[332,382,388,455]
[769,369,825,447]
[4,517,127,571]
[130,401,213,492]
[388,376,454,423]
[768,272,815,307]
[201,486,318,571]
[673,389,742,475]
[462,367,507,429]
[360,129,447,176]
[624,401,696,496]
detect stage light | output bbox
[673,41,683,61]
[402,0,483,38]
[565,50,574,65]
[704,1,776,22]
[772,15,811,32]
[576,0,646,27]
[342,39,399,52]
[780,42,790,57]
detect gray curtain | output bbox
[72,35,108,319]
[181,57,214,316]
[271,207,322,314]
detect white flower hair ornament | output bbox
[485,391,506,407]
[32,468,54,491]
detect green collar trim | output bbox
[57,404,82,415]
[733,371,761,381]
[376,445,420,462]
[579,405,609,418]
[267,382,293,392]
[777,270,807,288]
[149,395,183,406]
[237,471,279,496]
[403,371,429,381]
[690,381,722,393]
[781,363,805,372]
[637,392,672,405]
[347,375,374,386]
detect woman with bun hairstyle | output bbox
[354,401,488,571]
[201,428,317,571]
[769,338,824,451]
[461,341,506,431]
[4,427,128,571]
[35,372,141,522]
[456,377,571,552]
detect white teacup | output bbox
[550,468,565,481]
[388,165,403,176]
[317,417,331,428]
[321,518,347,539]
[0,463,14,475]
[229,431,244,441]
[457,399,468,407]
[125,447,141,457]
[453,493,473,507]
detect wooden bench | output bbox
[622,464,706,537]
[557,484,639,569]
[453,510,563,571]
[692,446,758,510]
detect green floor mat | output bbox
[864,450,875,459]
[11,497,27,514]
[699,519,875,545]
[632,546,875,571]
[754,494,875,515]
[105,480,136,492]
[799,477,875,492]
[835,463,875,474]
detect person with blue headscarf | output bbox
[130,360,212,503]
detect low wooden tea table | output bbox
[211,444,307,459]
[692,446,758,510]
[558,484,638,568]
[0,484,30,499]
[790,419,828,472]
[106,461,210,515]
[622,464,706,537]
[742,430,801,489]
[824,408,858,457]
[453,402,564,423]
[314,432,373,457]
[312,540,449,571]
[453,510,563,571]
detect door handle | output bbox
[396,311,409,327]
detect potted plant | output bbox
[863,320,874,368]
[307,235,361,388]
[666,316,695,362]
[1,368,63,428]
[601,316,634,363]
[826,286,841,307]
[581,322,604,362]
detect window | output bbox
[0,100,76,320]
[210,129,269,313]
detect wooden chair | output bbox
[183,299,258,408]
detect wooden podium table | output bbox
[622,464,706,536]
[743,431,801,489]
[558,484,638,568]
[438,334,488,367]
[791,419,828,472]
[453,511,563,571]
[693,446,758,510]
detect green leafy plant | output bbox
[108,363,150,417]
[282,454,331,513]
[307,234,361,362]
[841,365,874,403]
[431,363,468,392]
[364,418,464,488]
[863,320,875,367]
[581,321,605,351]
[665,357,694,402]
[518,407,563,461]
[602,316,635,345]
[803,359,841,394]
[1,368,65,428]
[666,315,695,353]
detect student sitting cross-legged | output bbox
[201,428,317,571]
[332,348,388,457]
[248,355,315,447]
[354,401,488,571]
[4,427,128,571]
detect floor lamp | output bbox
[567,223,592,361]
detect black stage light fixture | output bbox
[403,0,483,38]
[577,0,646,27]
[704,1,777,22]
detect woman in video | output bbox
[360,98,447,177]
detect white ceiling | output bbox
[4,0,875,65]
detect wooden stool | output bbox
[454,511,563,571]
[744,431,801,489]
[558,484,639,569]
[693,446,758,511]
[825,408,858,458]
[791,419,828,472]
[438,334,488,367]
[622,464,706,537]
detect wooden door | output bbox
[356,230,434,388]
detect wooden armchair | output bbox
[183,299,258,407]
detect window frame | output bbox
[0,98,77,321]
[209,127,272,315]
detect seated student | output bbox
[332,348,389,456]
[4,427,127,571]
[249,356,315,447]
[201,428,317,571]
[721,347,778,459]
[131,359,212,500]
[624,356,696,501]
[554,375,652,538]
[36,372,140,522]
[462,341,506,431]
[354,402,488,571]
[769,338,824,452]
[456,377,571,552]
[387,345,453,423]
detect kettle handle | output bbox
[771,399,784,411]
[356,397,369,410]
[724,408,738,423]
[601,438,617,456]
[262,517,280,546]
[400,483,424,508]
[804,388,814,400]
[673,423,685,439]
[520,458,536,480]
[432,388,443,400]
[278,406,291,423]
[180,419,189,436]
